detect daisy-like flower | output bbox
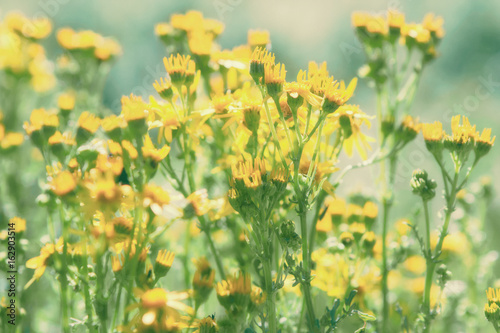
[25,238,64,288]
[50,170,77,196]
[163,54,196,86]
[142,134,171,164]
[250,46,275,83]
[264,62,286,97]
[131,288,193,332]
[248,29,270,48]
[475,128,495,158]
[327,104,374,160]
[192,257,215,307]
[58,92,75,113]
[322,78,358,114]
[154,250,175,278]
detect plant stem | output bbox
[422,169,459,333]
[381,198,390,333]
[262,254,277,333]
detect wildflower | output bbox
[142,134,170,165]
[25,239,64,288]
[185,189,211,217]
[397,115,421,144]
[361,231,376,251]
[404,255,427,275]
[211,93,233,114]
[248,30,270,48]
[485,302,500,322]
[24,108,59,148]
[422,13,445,41]
[349,222,366,241]
[487,287,500,304]
[154,250,175,279]
[444,115,477,156]
[163,54,195,86]
[143,184,170,214]
[102,115,126,141]
[121,94,149,137]
[362,201,378,228]
[340,232,354,248]
[85,171,122,206]
[422,121,444,155]
[475,128,495,159]
[264,62,286,97]
[50,170,77,196]
[112,216,133,238]
[58,92,75,113]
[216,272,252,313]
[137,288,193,330]
[250,47,275,84]
[0,132,24,150]
[121,140,138,160]
[324,198,344,227]
[192,257,215,307]
[9,217,26,234]
[388,9,405,38]
[195,315,218,333]
[149,98,180,143]
[242,99,261,134]
[96,154,123,176]
[322,79,358,114]
[402,23,431,49]
[153,77,173,100]
[410,169,437,201]
[77,111,100,144]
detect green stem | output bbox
[262,255,277,333]
[422,169,459,333]
[381,198,390,333]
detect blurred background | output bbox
[1,0,500,327]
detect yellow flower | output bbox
[50,170,77,196]
[163,54,196,85]
[404,255,426,275]
[121,140,138,159]
[1,132,24,150]
[186,189,211,216]
[388,9,405,30]
[143,184,170,213]
[154,250,175,278]
[188,30,214,56]
[24,108,59,135]
[78,111,101,134]
[422,13,445,39]
[9,217,26,233]
[402,24,431,45]
[155,22,173,37]
[85,171,122,204]
[248,30,270,47]
[486,287,500,304]
[142,134,170,163]
[136,288,193,330]
[323,78,358,113]
[121,94,148,122]
[249,46,275,82]
[264,62,286,85]
[25,238,64,288]
[58,92,75,111]
[96,154,123,176]
[422,121,444,142]
[48,131,75,146]
[153,77,173,100]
